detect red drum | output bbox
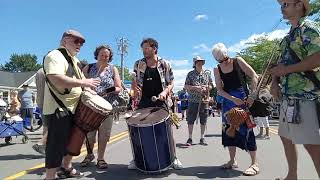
[67,91,112,156]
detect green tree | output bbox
[114,65,131,81]
[310,0,320,21]
[237,38,280,74]
[0,53,41,72]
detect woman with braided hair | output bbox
[212,43,260,176]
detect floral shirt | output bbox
[185,69,213,103]
[87,63,120,107]
[279,18,320,99]
[133,57,174,94]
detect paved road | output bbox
[0,114,318,179]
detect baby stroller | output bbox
[0,103,29,144]
[22,106,43,132]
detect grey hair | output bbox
[212,43,228,61]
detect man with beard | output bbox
[129,38,183,170]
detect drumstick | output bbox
[151,96,159,102]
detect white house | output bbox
[0,71,37,103]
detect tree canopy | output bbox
[0,53,42,72]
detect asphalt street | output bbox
[0,113,318,179]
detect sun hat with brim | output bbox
[62,29,86,42]
[193,55,205,66]
[277,0,310,16]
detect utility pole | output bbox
[117,37,128,81]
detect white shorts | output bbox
[255,116,269,128]
[278,99,320,145]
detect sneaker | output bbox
[128,160,136,170]
[199,138,208,146]
[32,144,46,156]
[172,158,183,170]
[186,138,192,146]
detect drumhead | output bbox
[126,107,169,127]
[81,91,113,114]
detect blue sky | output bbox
[1,0,290,92]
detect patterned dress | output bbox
[87,63,119,107]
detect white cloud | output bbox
[193,43,211,52]
[169,59,189,67]
[228,28,289,53]
[172,68,192,93]
[194,14,208,21]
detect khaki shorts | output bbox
[278,99,320,144]
[87,115,113,144]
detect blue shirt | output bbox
[216,95,223,104]
[18,89,34,109]
[179,92,188,107]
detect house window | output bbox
[3,91,9,103]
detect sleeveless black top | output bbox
[218,59,243,92]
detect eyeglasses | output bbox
[280,1,299,9]
[141,46,153,50]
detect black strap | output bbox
[233,58,250,97]
[285,41,320,89]
[42,48,82,114]
[57,48,82,80]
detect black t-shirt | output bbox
[139,67,166,109]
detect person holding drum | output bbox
[43,29,101,180]
[128,38,183,171]
[212,43,260,176]
[80,44,121,169]
[184,56,213,146]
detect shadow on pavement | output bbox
[77,164,243,179]
[78,163,173,180]
[205,134,222,138]
[176,143,190,149]
[0,154,44,161]
[175,166,243,179]
[0,143,15,147]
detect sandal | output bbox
[57,167,84,179]
[96,159,108,169]
[243,164,260,176]
[221,160,238,169]
[80,154,95,167]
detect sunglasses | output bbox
[73,38,85,46]
[218,57,229,63]
[65,36,85,46]
[280,1,299,9]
